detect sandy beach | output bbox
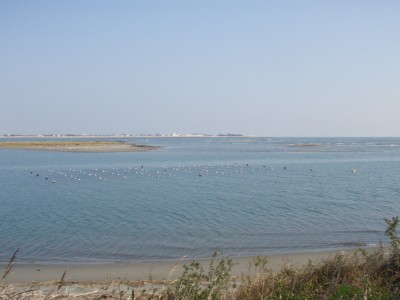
[3,248,383,284]
[0,247,390,299]
[0,141,160,152]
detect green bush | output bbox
[168,250,234,300]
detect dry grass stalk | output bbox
[168,255,187,281]
[1,248,19,280]
[57,270,66,292]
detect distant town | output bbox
[1,133,244,138]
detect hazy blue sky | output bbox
[1,1,399,136]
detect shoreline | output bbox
[2,247,387,284]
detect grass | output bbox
[1,218,400,299]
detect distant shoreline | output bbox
[0,134,246,139]
[0,141,160,152]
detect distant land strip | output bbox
[1,133,244,138]
[0,141,160,152]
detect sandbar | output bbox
[0,141,160,152]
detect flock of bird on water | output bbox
[24,163,357,184]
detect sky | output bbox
[1,1,399,137]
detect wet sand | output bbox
[0,141,160,152]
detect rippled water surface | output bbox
[1,137,400,263]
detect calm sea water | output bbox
[1,137,400,263]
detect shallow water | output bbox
[1,137,400,263]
